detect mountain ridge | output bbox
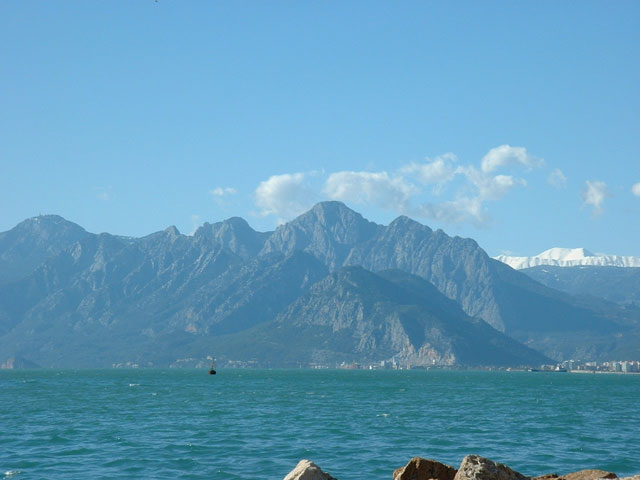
[495,247,640,269]
[1,203,638,367]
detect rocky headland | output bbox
[282,456,639,480]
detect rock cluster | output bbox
[283,455,635,480]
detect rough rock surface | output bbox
[283,459,338,480]
[453,455,529,480]
[564,471,617,480]
[394,457,458,480]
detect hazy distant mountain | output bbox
[0,203,638,367]
[522,265,640,306]
[495,247,640,269]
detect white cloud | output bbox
[582,180,610,215]
[408,146,540,224]
[481,145,544,173]
[400,153,458,186]
[409,166,526,225]
[324,171,416,211]
[255,172,319,221]
[253,145,545,227]
[210,187,237,197]
[459,166,526,200]
[632,182,640,197]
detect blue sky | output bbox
[2,1,639,257]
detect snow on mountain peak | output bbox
[494,247,640,269]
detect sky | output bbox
[1,1,639,257]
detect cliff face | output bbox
[259,267,550,367]
[0,203,636,367]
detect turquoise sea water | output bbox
[1,369,639,479]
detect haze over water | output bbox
[2,369,639,479]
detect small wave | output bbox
[4,471,23,478]
[377,413,391,418]
[128,383,140,387]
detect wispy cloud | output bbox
[210,187,237,197]
[190,214,202,235]
[209,186,238,207]
[582,180,610,216]
[632,182,640,197]
[548,168,567,189]
[95,186,113,202]
[411,166,527,225]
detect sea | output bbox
[1,369,639,480]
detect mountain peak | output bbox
[194,216,267,259]
[304,201,368,227]
[11,215,87,236]
[260,202,382,270]
[164,225,181,237]
[538,247,595,259]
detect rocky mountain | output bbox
[495,247,640,269]
[0,203,637,367]
[260,204,635,356]
[0,215,90,286]
[215,267,550,367]
[261,201,382,270]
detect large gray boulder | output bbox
[283,460,338,480]
[454,455,529,480]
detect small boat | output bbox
[208,359,216,375]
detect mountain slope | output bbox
[522,265,640,306]
[260,203,637,360]
[209,267,551,367]
[0,215,89,286]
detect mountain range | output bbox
[1,202,638,368]
[495,247,640,269]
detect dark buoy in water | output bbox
[208,359,216,375]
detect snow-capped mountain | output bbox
[494,247,640,269]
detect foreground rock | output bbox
[394,457,458,480]
[283,460,338,480]
[283,455,637,480]
[564,471,617,480]
[453,455,529,480]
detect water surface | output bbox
[2,369,639,479]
